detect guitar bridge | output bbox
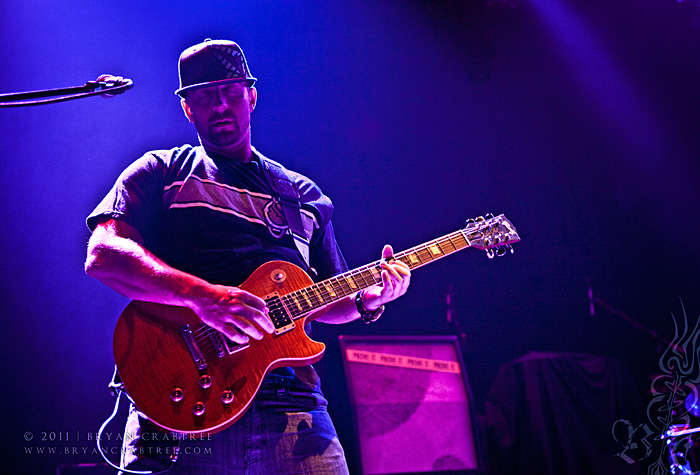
[180,324,207,370]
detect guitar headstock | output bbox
[463,214,520,258]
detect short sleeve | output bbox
[310,220,348,281]
[86,152,166,235]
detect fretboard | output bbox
[280,228,474,319]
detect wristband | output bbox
[355,290,385,324]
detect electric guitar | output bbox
[112,214,520,435]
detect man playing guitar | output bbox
[85,39,410,474]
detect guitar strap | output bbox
[258,155,311,269]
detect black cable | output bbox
[97,385,175,475]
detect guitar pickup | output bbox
[265,293,295,335]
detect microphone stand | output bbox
[446,283,469,351]
[0,75,133,107]
[587,279,675,350]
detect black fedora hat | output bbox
[175,39,257,97]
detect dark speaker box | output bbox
[339,335,484,475]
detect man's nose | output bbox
[213,90,228,111]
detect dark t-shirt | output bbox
[88,144,348,389]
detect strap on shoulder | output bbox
[258,156,311,268]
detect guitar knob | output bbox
[221,390,234,404]
[170,388,184,403]
[193,402,206,416]
[199,375,213,389]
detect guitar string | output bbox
[187,229,472,343]
[176,224,515,367]
[279,231,467,320]
[188,295,291,337]
[184,241,451,353]
[220,231,466,332]
[188,292,293,339]
[173,225,508,367]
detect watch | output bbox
[355,290,385,324]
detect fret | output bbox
[438,237,457,253]
[353,270,373,287]
[279,295,294,318]
[446,232,466,251]
[308,286,323,307]
[330,277,346,298]
[369,266,382,284]
[320,288,330,304]
[285,292,307,316]
[299,291,313,313]
[344,275,359,290]
[405,252,421,266]
[416,247,434,262]
[323,281,337,299]
[351,273,368,292]
[299,289,313,309]
[289,294,303,313]
[452,233,468,249]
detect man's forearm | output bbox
[85,226,209,308]
[85,219,273,343]
[315,296,360,324]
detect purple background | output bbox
[2,0,699,472]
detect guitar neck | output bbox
[280,228,475,320]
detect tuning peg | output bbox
[486,249,495,259]
[475,216,485,222]
[509,244,515,254]
[496,246,507,257]
[485,213,494,220]
[465,218,476,228]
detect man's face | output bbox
[182,82,257,154]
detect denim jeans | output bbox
[120,373,350,475]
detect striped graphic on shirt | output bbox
[163,174,316,243]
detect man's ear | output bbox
[248,87,257,111]
[181,99,194,123]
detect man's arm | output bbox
[85,218,274,344]
[315,245,411,324]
